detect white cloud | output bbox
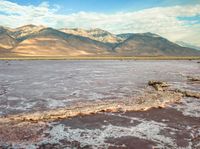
[0,0,200,46]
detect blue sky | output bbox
[6,0,200,13]
[0,0,200,46]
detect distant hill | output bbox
[176,41,200,51]
[0,24,200,57]
[114,33,200,56]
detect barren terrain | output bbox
[0,60,199,149]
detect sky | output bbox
[0,0,200,46]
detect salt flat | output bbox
[0,60,199,148]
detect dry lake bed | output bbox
[0,60,199,149]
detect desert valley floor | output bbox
[0,60,199,149]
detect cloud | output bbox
[0,0,200,46]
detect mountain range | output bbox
[0,24,200,57]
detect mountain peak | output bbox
[15,24,46,31]
[11,25,45,39]
[60,28,121,43]
[87,28,112,35]
[88,28,107,32]
[141,32,161,38]
[16,24,37,29]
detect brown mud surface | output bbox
[2,103,197,149]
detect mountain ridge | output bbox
[0,25,200,57]
[176,41,200,51]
